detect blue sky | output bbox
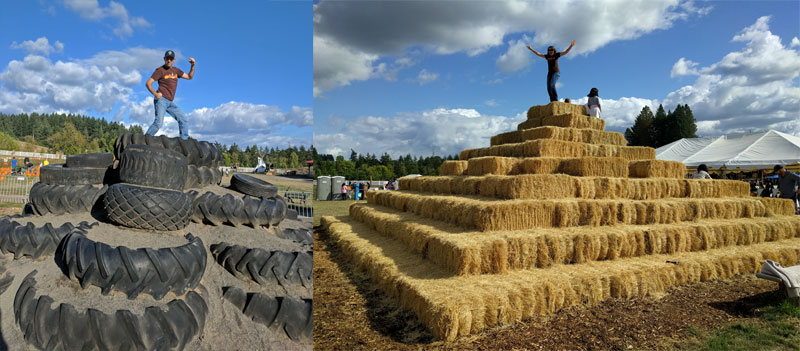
[0,0,312,149]
[314,0,800,158]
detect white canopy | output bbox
[655,130,800,169]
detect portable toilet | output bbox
[316,176,331,201]
[331,176,345,200]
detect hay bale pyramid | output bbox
[322,101,800,341]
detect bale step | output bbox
[349,203,800,275]
[367,191,788,231]
[459,156,687,178]
[399,174,750,200]
[526,102,588,120]
[322,215,800,341]
[459,139,654,161]
[491,126,626,147]
[519,112,605,131]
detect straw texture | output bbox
[350,203,800,275]
[459,139,655,161]
[323,215,800,341]
[368,190,775,231]
[491,126,626,146]
[440,161,468,176]
[399,175,750,200]
[629,160,687,178]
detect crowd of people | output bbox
[692,163,800,215]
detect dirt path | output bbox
[313,226,784,351]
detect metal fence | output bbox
[281,190,312,218]
[0,175,37,204]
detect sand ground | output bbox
[0,184,311,351]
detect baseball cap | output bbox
[164,50,175,59]
[773,164,784,173]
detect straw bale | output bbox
[399,175,751,201]
[560,157,629,177]
[629,160,687,178]
[466,157,523,176]
[517,158,565,175]
[349,203,800,275]
[491,127,626,146]
[459,139,655,161]
[440,160,468,176]
[368,190,771,231]
[526,102,587,120]
[758,198,796,216]
[519,113,606,131]
[323,215,800,340]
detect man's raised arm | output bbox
[182,58,195,80]
[526,45,545,58]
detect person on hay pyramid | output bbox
[527,40,576,102]
[145,50,195,140]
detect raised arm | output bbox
[560,40,576,56]
[181,58,195,79]
[526,45,545,58]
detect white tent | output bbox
[655,130,800,169]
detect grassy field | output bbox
[665,300,800,350]
[221,173,312,192]
[313,199,363,226]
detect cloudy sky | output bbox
[0,0,312,149]
[313,0,800,158]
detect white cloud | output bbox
[62,0,151,38]
[314,0,711,94]
[416,69,439,85]
[571,96,659,131]
[10,37,64,56]
[496,35,533,72]
[670,57,700,77]
[0,54,134,114]
[313,36,380,97]
[662,16,800,136]
[314,108,526,157]
[791,37,800,48]
[126,99,313,147]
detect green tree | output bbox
[0,132,19,151]
[624,106,655,146]
[48,122,88,155]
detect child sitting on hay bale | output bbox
[585,88,601,117]
[692,164,712,179]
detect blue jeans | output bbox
[146,98,189,139]
[547,71,560,102]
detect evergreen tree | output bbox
[624,106,655,146]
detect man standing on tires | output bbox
[145,50,195,140]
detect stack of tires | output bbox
[4,133,312,349]
[105,144,193,231]
[114,133,223,189]
[28,152,113,215]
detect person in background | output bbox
[341,183,348,200]
[774,165,800,214]
[692,164,712,179]
[11,157,16,173]
[585,88,602,117]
